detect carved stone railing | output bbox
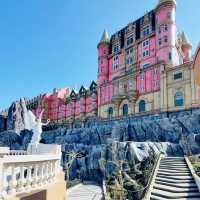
[0,146,62,200]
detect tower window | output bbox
[169,52,172,60]
[164,36,168,43]
[164,25,168,32]
[158,38,162,46]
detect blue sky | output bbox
[0,0,199,110]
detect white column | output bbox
[17,165,25,192]
[8,165,17,194]
[26,165,32,190]
[0,162,5,199]
[32,163,38,188]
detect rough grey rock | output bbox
[0,115,6,132]
[0,129,33,150]
[6,100,25,134]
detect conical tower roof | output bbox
[158,0,176,4]
[157,0,176,9]
[99,30,110,44]
[182,32,192,48]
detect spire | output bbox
[182,32,192,48]
[99,30,110,45]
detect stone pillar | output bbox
[129,99,136,114]
[114,102,119,117]
[160,67,167,112]
[191,67,197,106]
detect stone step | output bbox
[155,181,198,189]
[150,195,200,200]
[155,177,195,184]
[160,163,188,167]
[157,175,193,180]
[157,172,191,177]
[153,183,199,193]
[158,170,191,175]
[151,189,200,199]
[160,161,187,165]
[159,167,189,171]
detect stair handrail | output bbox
[142,152,163,200]
[185,156,200,192]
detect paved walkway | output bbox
[66,182,103,200]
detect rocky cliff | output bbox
[1,101,200,184]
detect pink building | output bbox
[97,0,193,118]
[25,0,198,125]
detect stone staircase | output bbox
[150,157,200,200]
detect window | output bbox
[139,100,146,112]
[164,24,168,32]
[143,25,150,37]
[158,26,161,34]
[103,50,107,55]
[164,36,168,43]
[143,39,149,47]
[108,107,113,118]
[143,63,150,69]
[158,38,162,46]
[126,57,133,65]
[126,36,134,46]
[122,104,128,116]
[113,45,119,53]
[113,56,119,70]
[126,48,133,55]
[169,52,172,60]
[143,50,149,57]
[174,91,184,107]
[174,72,183,80]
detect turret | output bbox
[181,31,192,63]
[156,0,178,65]
[97,30,110,86]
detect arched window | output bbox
[122,104,129,116]
[108,107,113,118]
[139,100,146,112]
[174,91,184,107]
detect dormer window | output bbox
[143,25,150,37]
[113,44,120,54]
[126,35,134,46]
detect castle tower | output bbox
[156,0,178,66]
[97,30,110,86]
[181,31,192,63]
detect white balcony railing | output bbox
[0,145,62,200]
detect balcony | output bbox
[0,144,65,200]
[111,89,138,103]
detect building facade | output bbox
[97,0,199,118]
[1,0,200,127]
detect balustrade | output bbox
[0,154,60,199]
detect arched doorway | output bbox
[122,104,128,116]
[139,100,146,112]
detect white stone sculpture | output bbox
[21,98,50,146]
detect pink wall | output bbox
[136,66,160,94]
[109,53,125,81]
[138,36,156,68]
